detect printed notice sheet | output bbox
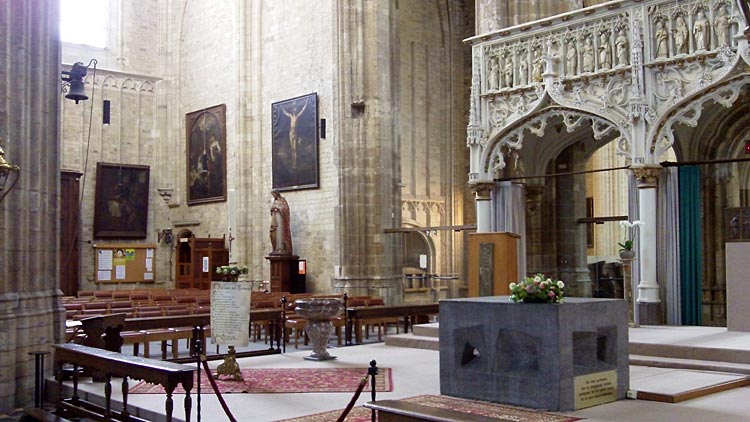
[98,250,113,270]
[210,282,252,346]
[97,271,111,281]
[115,265,126,280]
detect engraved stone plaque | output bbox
[479,243,493,296]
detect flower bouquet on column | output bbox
[618,220,643,259]
[509,274,565,303]
[215,264,249,282]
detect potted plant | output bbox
[509,274,565,303]
[618,220,643,259]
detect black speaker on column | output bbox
[103,100,111,125]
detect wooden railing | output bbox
[53,343,195,422]
[345,303,439,345]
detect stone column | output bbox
[470,181,494,233]
[331,0,402,303]
[0,0,63,411]
[632,165,661,324]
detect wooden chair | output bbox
[129,292,151,305]
[362,297,399,341]
[251,299,279,343]
[283,298,308,348]
[151,294,174,305]
[77,290,95,299]
[93,290,113,300]
[82,301,109,313]
[112,290,131,300]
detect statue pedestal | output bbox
[265,254,299,293]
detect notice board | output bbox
[94,243,157,283]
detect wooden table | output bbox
[53,343,195,422]
[345,303,439,345]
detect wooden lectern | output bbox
[468,232,519,297]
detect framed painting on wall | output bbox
[186,104,227,205]
[93,163,150,239]
[271,93,319,191]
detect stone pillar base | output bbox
[638,302,662,325]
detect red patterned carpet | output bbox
[129,367,392,394]
[277,395,580,422]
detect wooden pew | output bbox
[53,343,194,422]
[345,303,439,345]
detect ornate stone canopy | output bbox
[467,0,750,184]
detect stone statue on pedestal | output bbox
[269,190,293,255]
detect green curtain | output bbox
[679,166,702,325]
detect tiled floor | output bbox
[46,326,750,421]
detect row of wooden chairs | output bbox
[273,294,399,348]
[64,299,210,320]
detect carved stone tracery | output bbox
[469,0,745,178]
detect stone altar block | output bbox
[439,296,629,411]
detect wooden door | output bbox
[60,171,82,296]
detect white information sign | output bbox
[210,282,253,346]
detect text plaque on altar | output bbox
[210,281,253,346]
[574,370,618,409]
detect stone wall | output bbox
[61,0,169,291]
[397,0,473,300]
[58,0,473,299]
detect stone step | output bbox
[411,323,439,338]
[630,354,750,375]
[630,341,750,365]
[384,333,439,350]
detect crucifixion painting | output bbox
[271,93,319,191]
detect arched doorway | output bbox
[402,230,436,303]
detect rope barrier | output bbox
[193,326,237,422]
[336,375,367,422]
[335,359,378,422]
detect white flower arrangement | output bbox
[618,220,643,251]
[510,274,565,303]
[215,264,249,280]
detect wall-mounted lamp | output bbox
[61,59,97,103]
[0,141,20,203]
[158,228,173,245]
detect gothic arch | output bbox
[480,104,623,179]
[652,73,750,162]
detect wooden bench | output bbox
[53,343,194,422]
[345,303,439,345]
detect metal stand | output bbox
[28,351,50,408]
[193,326,203,422]
[368,360,379,422]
